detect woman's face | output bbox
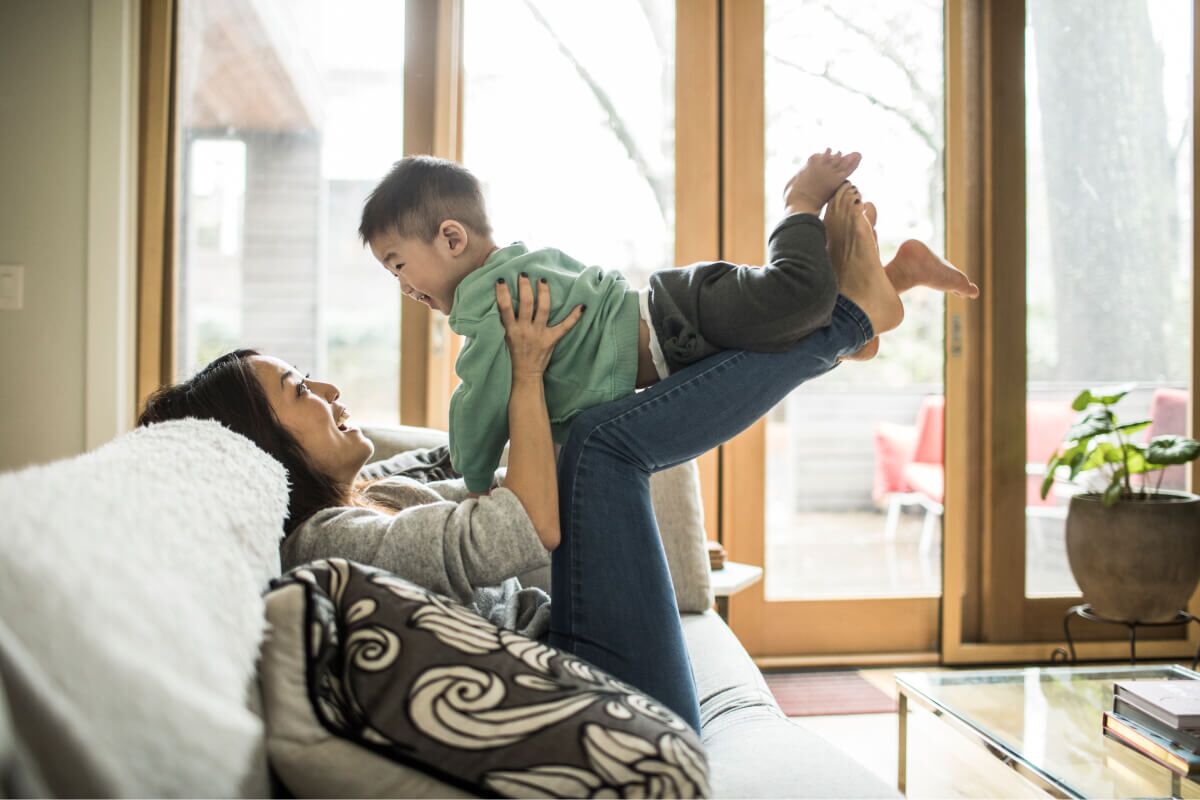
[249,355,374,484]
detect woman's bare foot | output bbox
[823,181,864,273]
[783,149,862,216]
[886,240,980,298]
[827,187,904,336]
[863,201,878,231]
[837,199,882,362]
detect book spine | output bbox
[1113,697,1200,752]
[1114,683,1196,729]
[1104,712,1200,777]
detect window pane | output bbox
[764,0,946,599]
[1025,0,1192,597]
[462,0,675,289]
[176,0,404,424]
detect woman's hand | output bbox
[494,274,581,550]
[496,275,584,379]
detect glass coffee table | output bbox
[895,664,1200,798]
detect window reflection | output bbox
[176,0,404,424]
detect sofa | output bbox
[0,420,897,798]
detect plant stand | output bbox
[1050,603,1200,669]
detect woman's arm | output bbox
[494,275,583,551]
[283,496,548,603]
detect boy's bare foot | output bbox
[783,149,862,216]
[827,185,904,337]
[886,240,980,298]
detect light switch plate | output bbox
[0,265,24,310]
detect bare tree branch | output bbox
[814,1,939,115]
[523,0,670,223]
[1171,122,1189,172]
[769,54,939,157]
[634,0,669,61]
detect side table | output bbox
[709,561,763,622]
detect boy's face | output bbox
[369,222,470,315]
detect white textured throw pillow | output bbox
[0,419,288,797]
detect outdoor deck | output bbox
[764,508,1078,600]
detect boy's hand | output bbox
[783,149,862,216]
[496,275,584,379]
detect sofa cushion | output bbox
[0,419,288,797]
[681,612,900,799]
[261,558,710,798]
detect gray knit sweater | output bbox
[280,449,553,638]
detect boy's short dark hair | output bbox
[359,155,492,244]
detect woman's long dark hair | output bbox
[137,349,350,533]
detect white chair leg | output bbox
[885,494,903,541]
[918,505,941,555]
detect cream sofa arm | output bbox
[359,425,714,613]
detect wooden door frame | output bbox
[676,0,724,539]
[135,0,178,414]
[401,0,464,430]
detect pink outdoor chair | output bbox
[1146,387,1188,491]
[874,396,1075,552]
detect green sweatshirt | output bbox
[448,243,640,492]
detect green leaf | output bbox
[1071,390,1094,412]
[1102,478,1124,507]
[1067,409,1115,441]
[1115,419,1152,436]
[1066,448,1089,479]
[1081,441,1122,471]
[1146,435,1200,466]
[1121,445,1153,475]
[1077,442,1154,476]
[1041,454,1060,499]
[1093,383,1137,406]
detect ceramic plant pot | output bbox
[1065,490,1200,622]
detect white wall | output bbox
[0,0,136,472]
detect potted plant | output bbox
[1041,385,1200,622]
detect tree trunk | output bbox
[1029,0,1175,382]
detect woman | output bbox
[141,276,874,732]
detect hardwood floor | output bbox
[785,668,903,794]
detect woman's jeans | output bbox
[547,296,873,731]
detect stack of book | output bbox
[1103,679,1200,778]
[706,540,726,571]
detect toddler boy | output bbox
[360,152,977,493]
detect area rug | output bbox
[764,670,899,717]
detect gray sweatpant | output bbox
[646,213,837,374]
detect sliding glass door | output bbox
[980,0,1195,644]
[723,0,947,660]
[174,0,405,423]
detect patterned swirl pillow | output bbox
[259,559,710,799]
